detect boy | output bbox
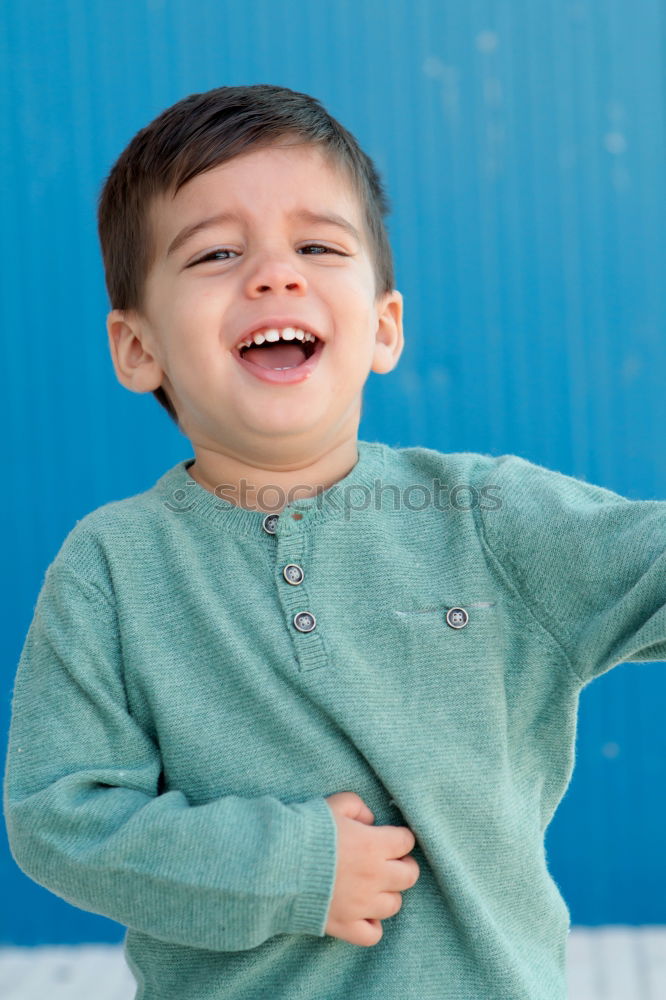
[4,83,666,1000]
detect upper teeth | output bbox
[237,327,317,350]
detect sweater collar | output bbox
[153,439,387,534]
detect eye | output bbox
[189,243,345,266]
[192,248,239,265]
[298,244,344,255]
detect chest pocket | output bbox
[394,599,496,624]
[381,600,507,770]
[385,597,505,673]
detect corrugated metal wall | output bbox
[2,0,665,944]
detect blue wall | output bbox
[2,0,665,943]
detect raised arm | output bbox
[475,455,666,684]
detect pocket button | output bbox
[446,607,469,629]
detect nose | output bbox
[245,250,307,297]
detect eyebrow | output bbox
[165,208,362,258]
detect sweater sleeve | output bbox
[475,454,666,684]
[3,560,338,952]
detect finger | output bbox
[369,891,403,920]
[383,825,416,858]
[337,793,375,825]
[385,856,420,891]
[351,918,383,948]
[355,803,376,825]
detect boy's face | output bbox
[108,142,403,465]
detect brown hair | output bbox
[97,83,396,424]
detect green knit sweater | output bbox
[5,440,666,999]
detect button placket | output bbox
[274,515,329,672]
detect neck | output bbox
[187,437,360,513]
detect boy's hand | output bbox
[323,791,420,947]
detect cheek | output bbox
[168,295,223,353]
[161,334,224,393]
[173,286,220,324]
[329,335,377,391]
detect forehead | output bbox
[149,143,364,252]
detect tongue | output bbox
[243,342,307,369]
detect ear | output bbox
[370,290,404,375]
[106,309,165,393]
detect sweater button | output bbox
[262,513,279,534]
[283,564,304,585]
[293,611,316,633]
[446,607,469,629]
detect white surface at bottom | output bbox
[1,928,666,999]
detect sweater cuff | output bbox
[286,796,338,937]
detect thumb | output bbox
[326,791,375,825]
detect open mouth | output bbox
[234,333,325,384]
[238,335,320,371]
